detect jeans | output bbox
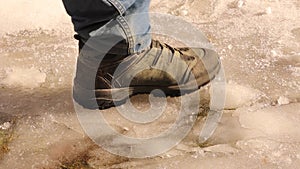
[63,0,152,54]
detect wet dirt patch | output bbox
[0,112,16,160]
[59,145,129,169]
[0,130,11,159]
[60,153,92,169]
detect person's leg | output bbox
[63,0,153,108]
[63,0,221,109]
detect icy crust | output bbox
[110,104,300,169]
[1,67,46,89]
[0,0,299,168]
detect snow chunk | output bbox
[1,67,46,88]
[277,96,290,105]
[237,0,244,8]
[229,0,244,8]
[180,9,188,16]
[265,7,272,15]
[0,122,11,130]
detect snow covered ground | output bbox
[0,0,299,168]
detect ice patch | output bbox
[238,103,300,141]
[1,67,46,88]
[236,138,281,154]
[224,83,262,109]
[236,138,295,166]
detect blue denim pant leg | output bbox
[90,0,152,54]
[123,0,152,53]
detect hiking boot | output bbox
[73,39,220,109]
